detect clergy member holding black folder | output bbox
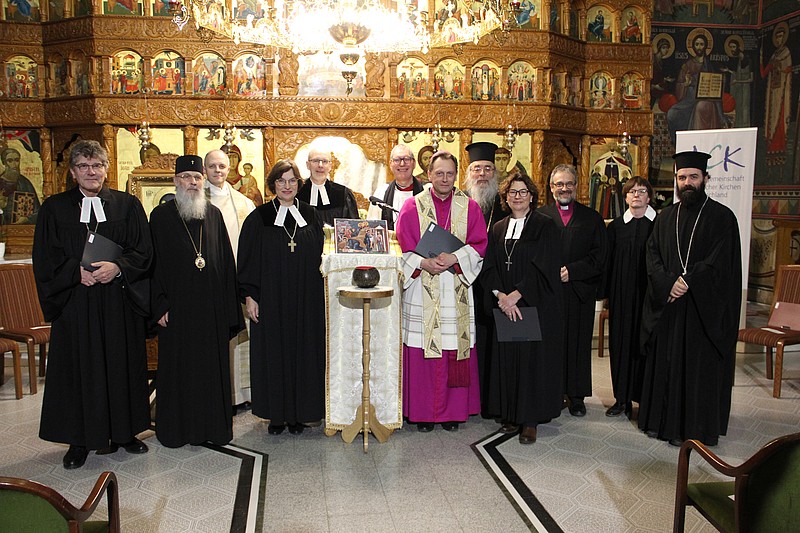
[480,170,564,445]
[32,140,153,469]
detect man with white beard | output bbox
[150,155,244,448]
[463,141,503,417]
[204,149,255,412]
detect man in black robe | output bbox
[296,147,359,226]
[150,155,244,448]
[367,144,424,229]
[540,164,607,417]
[33,140,152,469]
[602,176,656,418]
[639,151,741,446]
[464,141,504,417]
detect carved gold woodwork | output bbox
[273,129,388,164]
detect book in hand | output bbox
[81,231,122,272]
[414,222,465,274]
[493,307,542,342]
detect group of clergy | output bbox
[31,136,740,470]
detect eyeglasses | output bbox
[276,178,298,186]
[74,163,105,172]
[177,173,203,182]
[552,181,575,189]
[470,165,495,174]
[627,188,649,197]
[309,158,331,165]
[391,156,414,164]
[507,189,531,198]
[432,170,456,179]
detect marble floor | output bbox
[1,322,799,532]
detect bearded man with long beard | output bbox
[150,155,244,448]
[638,151,741,447]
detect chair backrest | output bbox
[772,264,800,306]
[0,264,45,329]
[0,477,74,533]
[740,433,800,532]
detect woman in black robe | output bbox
[238,159,326,435]
[481,172,563,444]
[603,176,656,418]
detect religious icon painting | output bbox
[506,61,535,101]
[515,0,540,30]
[621,72,644,109]
[73,53,91,95]
[193,53,226,96]
[589,136,635,219]
[621,8,642,43]
[152,0,171,16]
[103,0,141,15]
[234,0,263,19]
[551,68,568,104]
[51,56,70,97]
[5,55,38,98]
[470,60,501,101]
[0,131,43,226]
[568,69,582,106]
[151,51,186,95]
[586,5,612,43]
[432,59,466,100]
[589,71,614,109]
[4,0,41,21]
[334,219,390,254]
[232,53,267,96]
[111,51,144,94]
[396,57,427,99]
[75,0,92,16]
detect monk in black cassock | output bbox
[602,176,656,418]
[540,164,607,417]
[33,140,152,469]
[238,160,326,435]
[463,141,504,417]
[481,172,563,444]
[150,155,244,448]
[296,147,359,226]
[639,151,741,446]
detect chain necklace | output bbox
[177,207,205,270]
[676,195,709,276]
[273,198,299,252]
[486,202,495,232]
[503,211,529,271]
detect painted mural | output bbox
[470,60,501,101]
[432,59,466,100]
[506,61,535,102]
[5,0,41,21]
[111,51,145,94]
[5,55,38,98]
[396,57,427,99]
[0,130,43,226]
[232,53,267,96]
[587,5,612,42]
[193,52,226,95]
[151,51,186,95]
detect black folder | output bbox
[493,307,542,342]
[414,222,465,273]
[81,231,122,272]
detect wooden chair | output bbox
[0,337,27,399]
[737,264,800,398]
[0,264,50,392]
[597,307,609,358]
[0,471,120,532]
[673,432,800,533]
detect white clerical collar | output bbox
[205,180,230,197]
[623,205,656,223]
[274,202,307,228]
[309,181,330,207]
[79,193,106,223]
[504,214,528,239]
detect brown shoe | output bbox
[519,425,537,444]
[499,423,519,434]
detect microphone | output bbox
[369,196,400,213]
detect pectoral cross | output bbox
[288,239,297,252]
[505,258,512,271]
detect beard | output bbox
[175,186,207,220]
[466,178,499,212]
[677,181,706,207]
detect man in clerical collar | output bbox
[203,149,255,413]
[32,139,152,469]
[296,147,359,226]
[539,163,607,419]
[638,150,741,447]
[464,142,504,231]
[367,144,424,229]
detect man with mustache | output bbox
[150,155,244,448]
[638,151,741,447]
[540,164,607,418]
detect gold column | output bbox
[388,127,398,178]
[579,134,591,204]
[541,0,550,31]
[639,136,651,181]
[459,129,473,189]
[532,130,545,199]
[102,125,118,189]
[40,128,54,198]
[262,126,274,176]
[183,125,198,156]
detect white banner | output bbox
[676,127,757,292]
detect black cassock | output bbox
[237,201,326,426]
[296,179,359,226]
[540,201,608,398]
[603,213,654,406]
[481,211,564,424]
[150,201,243,448]
[33,186,152,449]
[639,197,741,445]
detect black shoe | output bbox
[605,402,626,417]
[668,438,683,447]
[568,398,586,417]
[645,430,658,438]
[122,438,148,454]
[519,425,537,445]
[268,424,285,435]
[94,443,119,455]
[441,422,459,432]
[417,422,435,432]
[499,422,520,434]
[287,424,304,435]
[63,446,88,469]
